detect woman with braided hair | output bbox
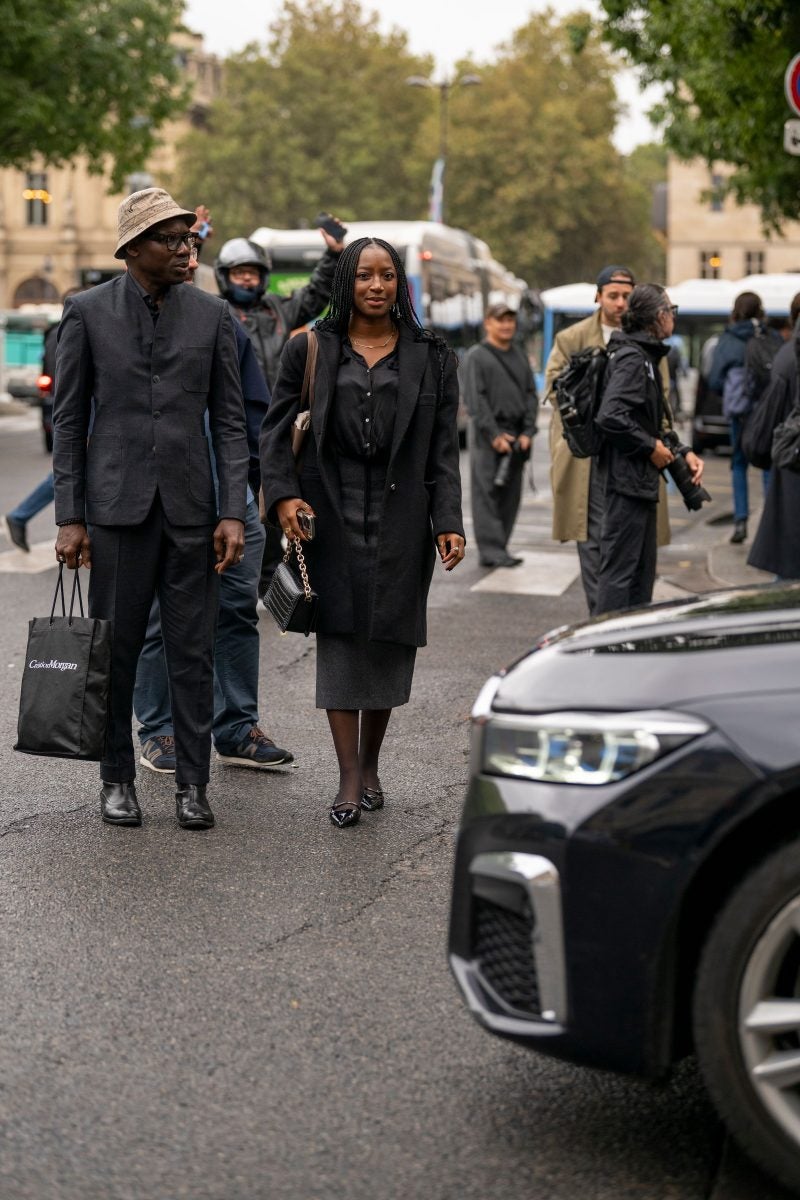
[259,237,465,827]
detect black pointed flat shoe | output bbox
[329,795,361,828]
[361,787,385,812]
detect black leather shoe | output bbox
[730,520,747,544]
[361,787,385,812]
[329,795,361,828]
[5,514,29,553]
[176,784,215,830]
[100,781,141,827]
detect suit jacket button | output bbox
[390,483,396,491]
[153,411,161,419]
[152,374,160,383]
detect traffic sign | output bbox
[786,53,800,117]
[785,119,800,155]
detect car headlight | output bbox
[480,710,710,786]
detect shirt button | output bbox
[153,411,161,420]
[365,417,370,423]
[152,374,160,383]
[366,391,371,397]
[390,483,396,491]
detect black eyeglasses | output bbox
[665,304,679,317]
[146,231,200,252]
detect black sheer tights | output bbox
[326,708,391,811]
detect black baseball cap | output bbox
[596,265,635,290]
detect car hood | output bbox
[492,582,800,714]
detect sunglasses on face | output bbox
[146,231,200,252]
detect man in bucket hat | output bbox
[53,187,250,831]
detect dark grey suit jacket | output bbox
[53,271,249,527]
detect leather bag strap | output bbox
[301,330,318,413]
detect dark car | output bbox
[449,583,800,1195]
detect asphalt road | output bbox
[0,409,792,1199]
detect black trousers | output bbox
[576,458,605,615]
[470,427,525,564]
[594,491,657,617]
[88,496,218,785]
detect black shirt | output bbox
[330,341,399,463]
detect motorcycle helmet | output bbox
[214,237,272,303]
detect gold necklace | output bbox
[349,329,397,349]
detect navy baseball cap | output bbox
[596,265,635,289]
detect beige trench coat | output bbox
[543,309,672,546]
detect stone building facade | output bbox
[667,157,800,285]
[0,30,219,309]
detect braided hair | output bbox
[315,236,450,394]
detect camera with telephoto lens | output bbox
[493,438,529,488]
[662,430,711,511]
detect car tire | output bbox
[693,841,800,1194]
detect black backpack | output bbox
[743,327,781,408]
[553,346,610,458]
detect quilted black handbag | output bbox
[263,537,318,636]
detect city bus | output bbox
[249,220,530,351]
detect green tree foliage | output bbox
[0,0,188,188]
[443,13,664,287]
[178,2,662,288]
[599,0,800,228]
[176,0,435,243]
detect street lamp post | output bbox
[406,72,481,224]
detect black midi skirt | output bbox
[316,458,416,710]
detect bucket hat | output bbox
[114,187,196,259]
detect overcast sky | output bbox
[182,0,660,153]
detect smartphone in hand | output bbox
[315,212,347,242]
[298,511,316,540]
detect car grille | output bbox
[474,894,541,1016]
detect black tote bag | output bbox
[15,565,112,760]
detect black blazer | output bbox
[260,326,464,647]
[53,271,249,527]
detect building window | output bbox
[745,250,765,276]
[24,172,51,226]
[700,250,721,280]
[710,174,724,212]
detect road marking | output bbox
[471,550,580,596]
[0,543,57,574]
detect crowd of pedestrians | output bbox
[5,184,800,831]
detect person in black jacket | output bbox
[594,284,699,616]
[215,228,345,596]
[747,332,800,580]
[260,237,465,829]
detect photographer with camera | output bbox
[463,303,538,568]
[594,285,705,616]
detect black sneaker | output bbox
[216,726,294,769]
[5,515,29,553]
[139,734,177,773]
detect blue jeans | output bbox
[9,473,55,523]
[133,499,266,750]
[730,416,770,521]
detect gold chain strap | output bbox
[283,536,313,602]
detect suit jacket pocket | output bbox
[183,348,212,393]
[187,435,214,503]
[86,435,122,503]
[417,393,437,407]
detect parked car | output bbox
[449,583,800,1195]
